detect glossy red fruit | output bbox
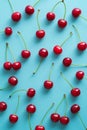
[26,104,36,113]
[39,48,48,58]
[46,12,55,21]
[12,62,21,70]
[60,116,69,125]
[36,30,45,39]
[9,114,18,123]
[44,80,53,89]
[51,113,60,122]
[76,71,84,80]
[53,45,62,55]
[3,61,12,70]
[71,104,80,113]
[11,12,21,22]
[35,125,45,130]
[71,88,81,97]
[58,19,67,28]
[21,50,31,58]
[8,76,18,86]
[72,8,81,18]
[4,27,12,36]
[63,57,72,67]
[27,88,36,98]
[77,42,87,51]
[0,102,7,111]
[25,5,34,15]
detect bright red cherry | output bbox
[46,12,55,21]
[53,45,62,55]
[35,125,45,130]
[4,27,12,36]
[39,48,48,58]
[3,61,12,70]
[76,71,84,80]
[71,104,80,113]
[51,113,60,122]
[72,8,81,18]
[71,88,81,97]
[77,42,87,51]
[21,50,31,59]
[12,62,21,70]
[27,88,36,98]
[36,30,45,39]
[11,12,21,22]
[44,80,53,89]
[25,5,34,15]
[58,19,67,28]
[8,76,18,86]
[0,102,7,111]
[63,57,72,67]
[9,114,18,123]
[60,116,69,125]
[26,104,36,113]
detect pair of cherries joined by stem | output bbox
[46,0,67,28]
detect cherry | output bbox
[27,88,36,98]
[8,76,18,86]
[72,8,81,18]
[63,57,72,67]
[35,125,45,130]
[26,104,36,113]
[12,62,21,70]
[4,27,12,36]
[0,102,7,111]
[3,61,12,70]
[9,114,18,123]
[71,104,80,113]
[71,88,81,97]
[60,116,69,125]
[76,71,84,80]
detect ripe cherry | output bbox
[8,76,18,86]
[27,88,36,98]
[63,57,72,67]
[71,104,80,113]
[71,88,81,97]
[76,71,84,80]
[9,114,18,123]
[0,102,7,111]
[12,62,21,70]
[60,116,69,125]
[35,125,45,130]
[72,8,81,18]
[26,104,36,113]
[3,62,12,70]
[4,27,12,36]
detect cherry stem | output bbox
[80,15,87,22]
[78,113,87,130]
[14,96,20,114]
[62,0,66,19]
[6,43,16,62]
[64,94,68,116]
[8,0,14,13]
[72,24,82,42]
[55,94,66,112]
[28,113,32,130]
[17,31,28,50]
[60,32,73,47]
[51,0,62,12]
[37,9,41,30]
[48,62,54,80]
[40,103,54,125]
[0,30,4,33]
[60,72,73,89]
[33,58,43,75]
[84,76,87,80]
[71,64,87,67]
[33,0,40,7]
[9,89,26,98]
[0,86,11,91]
[5,43,8,61]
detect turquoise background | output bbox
[0,0,87,129]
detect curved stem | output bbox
[40,103,54,125]
[64,95,68,116]
[37,9,40,30]
[62,0,66,19]
[28,113,32,130]
[51,0,62,12]
[9,89,26,98]
[60,72,73,89]
[60,32,73,47]
[17,31,28,50]
[33,0,40,7]
[80,15,87,22]
[8,0,14,12]
[0,86,11,91]
[72,64,87,67]
[48,62,54,80]
[78,113,87,130]
[72,24,82,42]
[14,96,20,114]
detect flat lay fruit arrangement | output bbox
[0,0,87,130]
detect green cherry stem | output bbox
[9,89,26,98]
[39,103,54,125]
[48,62,54,80]
[62,0,66,19]
[37,9,41,30]
[80,15,87,22]
[28,113,32,130]
[33,0,40,7]
[51,0,62,12]
[5,43,8,61]
[78,113,87,130]
[8,0,14,13]
[14,96,20,114]
[71,64,87,67]
[0,86,11,91]
[64,94,68,116]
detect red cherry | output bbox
[58,19,67,28]
[12,62,21,70]
[53,45,63,55]
[9,114,18,123]
[0,102,7,111]
[39,48,48,58]
[8,76,18,86]
[51,113,60,122]
[46,12,55,21]
[71,104,80,113]
[36,30,45,39]
[3,61,12,70]
[26,104,36,113]
[63,57,72,67]
[4,27,12,36]
[72,8,81,18]
[60,116,70,125]
[76,71,84,80]
[71,88,81,97]
[11,12,21,22]
[77,42,87,51]
[35,125,45,130]
[25,5,34,15]
[44,80,53,89]
[21,50,31,59]
[27,88,36,98]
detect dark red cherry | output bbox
[12,62,21,70]
[72,8,81,18]
[0,102,7,111]
[9,114,18,123]
[21,50,31,59]
[51,113,60,122]
[11,12,21,22]
[27,88,36,98]
[58,19,67,28]
[76,71,84,80]
[4,27,12,36]
[36,30,45,39]
[35,125,45,130]
[25,5,34,15]
[46,12,55,21]
[26,104,36,113]
[53,45,62,55]
[3,61,12,70]
[8,76,18,86]
[44,80,53,89]
[39,48,48,58]
[71,88,81,97]
[63,57,72,67]
[60,116,70,125]
[77,42,87,51]
[71,104,80,113]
